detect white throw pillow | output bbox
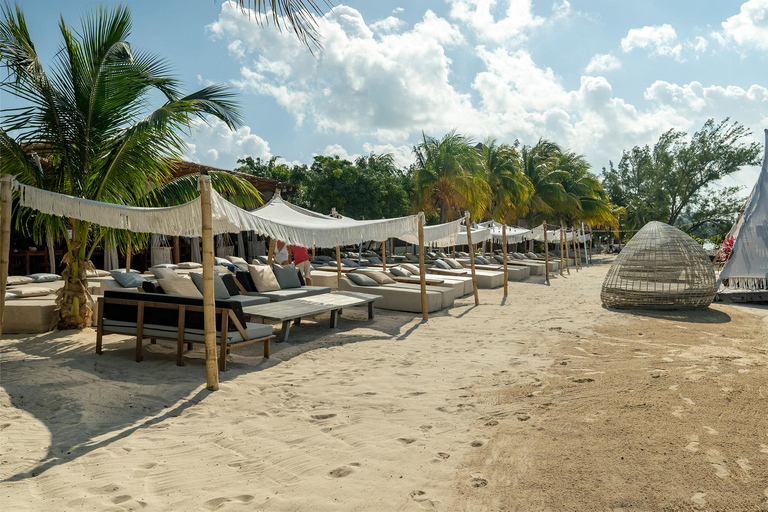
[7,275,34,286]
[248,264,280,293]
[157,277,203,297]
[12,286,56,298]
[176,261,203,269]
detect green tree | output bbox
[0,4,258,329]
[478,138,533,223]
[602,118,761,236]
[412,130,489,223]
[517,139,569,227]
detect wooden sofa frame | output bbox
[96,296,273,371]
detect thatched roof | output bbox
[169,160,295,194]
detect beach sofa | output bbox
[337,276,445,313]
[97,289,273,371]
[233,267,331,302]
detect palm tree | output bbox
[517,139,569,227]
[478,138,532,223]
[556,150,618,229]
[412,130,489,223]
[0,4,259,329]
[231,0,331,51]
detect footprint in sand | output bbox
[685,435,700,453]
[485,420,499,427]
[398,438,417,445]
[705,449,730,479]
[691,492,707,509]
[329,466,353,478]
[470,440,484,447]
[469,475,488,488]
[703,426,718,435]
[311,413,337,420]
[204,495,255,510]
[736,458,752,473]
[760,444,768,454]
[436,452,450,459]
[409,490,426,500]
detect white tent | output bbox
[718,129,768,290]
[479,220,531,243]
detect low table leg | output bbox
[294,318,301,326]
[330,310,338,328]
[280,320,292,343]
[368,301,374,319]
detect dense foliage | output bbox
[602,119,761,239]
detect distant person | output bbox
[292,245,315,285]
[274,240,290,265]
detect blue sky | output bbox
[7,0,768,192]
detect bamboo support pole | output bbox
[382,238,387,272]
[199,176,219,391]
[502,224,508,296]
[125,233,132,273]
[418,214,428,321]
[335,246,342,286]
[543,222,550,284]
[466,213,479,306]
[267,239,275,265]
[0,176,12,338]
[572,228,579,271]
[172,235,180,264]
[559,226,564,276]
[587,225,593,264]
[563,223,571,274]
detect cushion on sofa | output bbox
[25,273,61,283]
[220,273,242,296]
[151,263,178,269]
[6,275,34,286]
[255,286,331,302]
[272,263,302,289]
[444,258,463,269]
[150,267,177,280]
[340,258,360,268]
[390,266,412,277]
[177,261,202,269]
[400,263,421,274]
[5,291,18,300]
[347,273,379,286]
[142,281,165,294]
[189,271,230,300]
[158,277,203,297]
[226,255,249,270]
[86,269,111,278]
[433,259,451,270]
[235,270,256,293]
[360,270,395,285]
[110,271,147,288]
[12,286,56,298]
[248,265,280,293]
[215,257,231,266]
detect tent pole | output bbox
[0,176,12,338]
[587,225,593,264]
[199,175,219,391]
[125,233,132,273]
[336,246,342,287]
[466,213,479,306]
[267,239,275,265]
[418,213,428,321]
[172,235,180,264]
[382,238,387,272]
[543,222,550,285]
[572,228,579,271]
[559,226,564,276]
[563,223,570,274]
[502,224,508,296]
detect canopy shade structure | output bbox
[479,221,531,244]
[528,225,590,243]
[400,217,465,247]
[456,226,492,246]
[601,221,717,310]
[14,181,420,248]
[718,129,768,290]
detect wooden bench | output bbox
[96,295,274,371]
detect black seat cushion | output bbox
[220,273,241,296]
[235,270,256,293]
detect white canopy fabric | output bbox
[528,225,590,243]
[719,129,768,289]
[455,226,492,245]
[400,217,465,246]
[14,179,420,248]
[479,221,531,243]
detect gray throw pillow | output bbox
[444,258,463,269]
[390,267,412,277]
[25,273,61,283]
[272,263,302,289]
[151,267,177,280]
[341,258,360,267]
[347,273,379,286]
[215,257,231,266]
[474,257,488,265]
[189,271,231,299]
[110,270,147,288]
[433,259,451,270]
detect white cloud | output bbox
[585,53,621,73]
[719,0,768,51]
[689,36,708,53]
[320,144,360,162]
[621,24,682,59]
[371,16,406,34]
[361,142,415,168]
[393,7,404,14]
[184,117,273,166]
[447,0,545,45]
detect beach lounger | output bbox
[337,276,445,313]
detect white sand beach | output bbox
[2,256,767,511]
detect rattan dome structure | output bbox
[601,221,717,310]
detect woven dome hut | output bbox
[601,221,717,309]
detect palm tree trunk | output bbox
[54,220,93,329]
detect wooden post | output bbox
[563,223,571,274]
[559,226,564,276]
[572,228,579,271]
[199,175,219,391]
[543,222,550,284]
[466,213,479,306]
[266,238,275,265]
[418,213,428,321]
[125,233,132,273]
[172,235,181,264]
[382,238,387,272]
[501,224,508,296]
[587,225,593,264]
[0,176,12,338]
[335,246,342,286]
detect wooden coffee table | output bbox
[241,291,381,342]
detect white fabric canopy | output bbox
[400,217,465,246]
[14,179,420,248]
[719,129,768,288]
[455,226,492,245]
[528,225,590,243]
[479,221,531,243]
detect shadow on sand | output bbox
[0,308,414,482]
[604,306,732,324]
